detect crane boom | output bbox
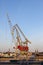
[15,24,31,43]
[7,14,15,43]
[7,14,12,30]
[16,28,22,45]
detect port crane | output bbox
[7,14,31,55]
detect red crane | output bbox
[7,14,31,55]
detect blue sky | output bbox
[0,0,43,52]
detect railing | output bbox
[0,60,43,65]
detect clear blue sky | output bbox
[0,0,43,52]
